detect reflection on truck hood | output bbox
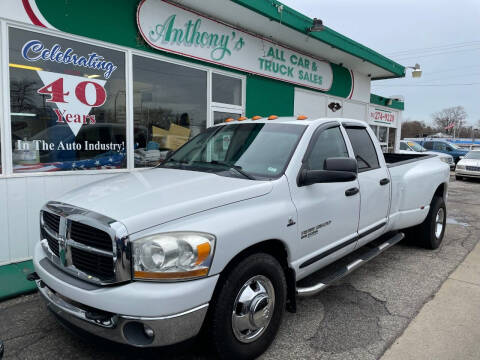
[58,168,273,234]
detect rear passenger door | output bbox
[344,125,390,247]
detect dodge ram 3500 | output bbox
[32,117,450,359]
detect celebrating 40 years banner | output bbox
[137,0,333,91]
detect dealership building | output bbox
[0,0,405,297]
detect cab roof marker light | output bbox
[237,116,247,121]
[297,115,308,120]
[268,115,278,120]
[252,116,262,120]
[225,118,235,122]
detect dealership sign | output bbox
[368,106,397,127]
[137,0,333,91]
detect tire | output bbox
[416,196,446,249]
[455,175,463,181]
[207,253,287,360]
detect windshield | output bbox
[161,123,306,179]
[406,141,426,152]
[448,142,461,150]
[465,151,480,160]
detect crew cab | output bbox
[32,117,450,359]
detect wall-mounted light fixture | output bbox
[407,63,422,78]
[307,18,324,32]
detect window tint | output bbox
[399,142,408,150]
[345,128,379,172]
[305,127,349,170]
[423,141,434,150]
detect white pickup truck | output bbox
[32,117,450,359]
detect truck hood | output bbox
[58,168,273,234]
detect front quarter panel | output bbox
[129,176,298,277]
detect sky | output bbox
[281,0,480,126]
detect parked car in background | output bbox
[407,139,468,163]
[455,150,480,180]
[399,140,455,169]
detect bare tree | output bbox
[401,119,436,138]
[431,106,467,137]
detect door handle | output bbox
[345,187,359,196]
[380,178,390,186]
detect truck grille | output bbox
[43,211,60,233]
[71,247,114,279]
[70,222,113,252]
[466,166,480,171]
[40,204,129,285]
[42,227,59,257]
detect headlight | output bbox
[132,232,215,281]
[456,164,465,170]
[440,157,450,164]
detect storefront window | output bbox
[388,128,396,153]
[378,126,388,143]
[132,55,207,167]
[9,27,126,173]
[213,111,242,125]
[212,73,242,106]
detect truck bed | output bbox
[384,153,435,167]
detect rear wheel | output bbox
[207,253,286,359]
[416,196,446,249]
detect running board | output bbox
[296,232,404,297]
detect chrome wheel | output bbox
[435,207,445,239]
[231,275,275,343]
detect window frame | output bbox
[303,125,349,171]
[0,18,246,177]
[343,125,380,173]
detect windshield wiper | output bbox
[195,160,255,180]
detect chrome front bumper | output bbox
[36,280,208,347]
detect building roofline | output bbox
[231,0,406,79]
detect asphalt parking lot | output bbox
[1,175,479,360]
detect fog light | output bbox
[144,324,154,338]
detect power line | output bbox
[372,83,480,87]
[393,47,480,60]
[385,41,480,55]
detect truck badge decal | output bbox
[301,220,332,239]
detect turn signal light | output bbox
[252,116,262,120]
[237,116,247,121]
[297,115,308,120]
[268,115,278,120]
[225,118,235,122]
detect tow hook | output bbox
[26,272,39,281]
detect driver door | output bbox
[289,124,360,276]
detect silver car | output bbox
[455,150,480,180]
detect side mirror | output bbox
[298,157,358,186]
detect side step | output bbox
[296,232,404,297]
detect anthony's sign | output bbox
[137,0,333,91]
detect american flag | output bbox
[14,152,125,173]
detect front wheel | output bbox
[207,253,287,359]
